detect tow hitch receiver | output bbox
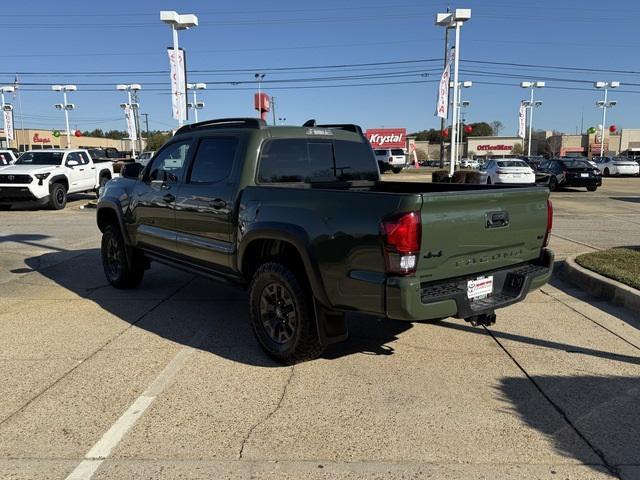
[464,312,496,327]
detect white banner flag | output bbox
[518,102,527,139]
[167,48,187,122]
[435,48,454,119]
[3,109,14,142]
[124,106,137,141]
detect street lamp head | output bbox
[64,103,75,110]
[520,81,533,88]
[596,100,605,107]
[2,105,13,111]
[610,81,620,88]
[534,101,543,107]
[462,81,473,88]
[608,100,618,107]
[195,101,205,108]
[130,84,142,91]
[461,100,470,107]
[116,84,128,91]
[52,85,63,91]
[160,10,198,29]
[54,103,64,109]
[454,8,472,21]
[534,81,545,88]
[435,12,454,26]
[0,86,15,93]
[194,82,206,90]
[119,103,128,109]
[64,85,77,92]
[594,81,606,89]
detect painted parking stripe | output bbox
[65,323,214,480]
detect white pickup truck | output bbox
[0,149,114,210]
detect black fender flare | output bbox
[238,223,331,309]
[48,174,69,193]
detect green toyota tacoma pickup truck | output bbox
[96,118,554,364]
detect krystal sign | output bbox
[366,128,406,149]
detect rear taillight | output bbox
[543,199,553,247]
[381,211,421,275]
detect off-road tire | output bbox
[604,168,610,177]
[586,185,597,192]
[101,224,145,289]
[487,176,492,185]
[548,176,558,192]
[249,262,324,364]
[48,183,67,210]
[392,167,402,174]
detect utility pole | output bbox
[132,90,143,154]
[142,113,150,140]
[271,96,277,125]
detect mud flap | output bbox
[314,299,349,345]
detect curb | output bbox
[562,255,640,313]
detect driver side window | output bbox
[147,140,192,184]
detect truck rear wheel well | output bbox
[97,208,119,233]
[242,239,306,283]
[100,170,112,180]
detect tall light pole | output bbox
[520,81,545,156]
[160,11,198,128]
[436,8,471,176]
[116,84,142,158]
[0,86,15,149]
[450,81,472,165]
[595,81,619,158]
[52,85,77,148]
[187,82,206,123]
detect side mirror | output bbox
[66,159,79,167]
[121,162,143,179]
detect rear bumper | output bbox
[385,248,554,321]
[565,177,601,187]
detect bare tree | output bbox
[490,121,504,136]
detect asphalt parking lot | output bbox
[1,176,639,479]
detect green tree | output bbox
[512,143,524,155]
[146,132,172,151]
[466,122,493,137]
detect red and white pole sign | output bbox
[436,48,454,119]
[366,128,407,149]
[167,48,188,123]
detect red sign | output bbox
[254,93,270,112]
[32,133,51,144]
[477,144,513,151]
[366,128,406,149]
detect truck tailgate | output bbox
[417,187,549,283]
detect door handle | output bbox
[209,198,227,209]
[163,193,175,203]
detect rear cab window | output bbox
[257,138,378,184]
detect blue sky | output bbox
[3,0,639,136]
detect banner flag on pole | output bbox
[3,109,14,142]
[167,48,188,122]
[124,106,137,141]
[518,102,527,139]
[436,47,454,119]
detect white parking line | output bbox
[64,323,214,480]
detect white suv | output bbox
[374,148,406,174]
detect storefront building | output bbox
[0,129,143,152]
[467,136,524,158]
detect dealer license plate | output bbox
[467,276,494,300]
[580,173,589,177]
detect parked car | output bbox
[0,149,18,166]
[460,158,479,169]
[97,117,554,364]
[593,156,640,177]
[374,148,406,174]
[0,149,114,209]
[137,151,156,166]
[87,147,132,174]
[537,158,602,192]
[481,159,535,185]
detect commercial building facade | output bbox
[0,129,144,152]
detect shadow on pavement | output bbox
[498,375,640,472]
[21,248,411,367]
[611,196,640,204]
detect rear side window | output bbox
[189,137,238,184]
[391,149,405,156]
[374,149,387,156]
[258,139,378,184]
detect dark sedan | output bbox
[536,159,602,192]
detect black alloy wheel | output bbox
[48,183,67,210]
[259,282,298,344]
[101,225,145,288]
